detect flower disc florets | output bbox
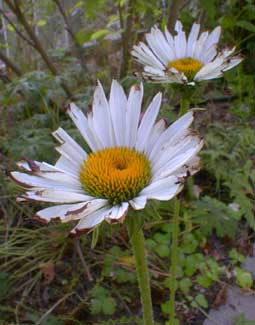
[168,58,203,80]
[80,147,152,205]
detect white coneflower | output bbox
[11,80,202,235]
[131,21,242,85]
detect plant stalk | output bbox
[179,97,190,116]
[127,224,154,325]
[169,197,180,325]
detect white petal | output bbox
[149,111,194,159]
[194,57,224,81]
[204,26,221,51]
[174,21,187,58]
[187,23,200,56]
[193,31,209,60]
[67,103,102,151]
[164,27,176,58]
[145,27,171,65]
[152,134,201,171]
[53,127,87,164]
[125,83,143,148]
[132,43,165,70]
[70,206,111,234]
[109,80,127,146]
[144,118,168,155]
[174,156,201,177]
[35,199,108,224]
[55,155,79,177]
[92,81,114,147]
[129,196,147,210]
[139,175,182,200]
[153,141,203,181]
[18,189,93,203]
[136,92,162,152]
[222,56,243,72]
[11,171,82,191]
[151,26,175,61]
[105,202,129,223]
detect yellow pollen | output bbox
[80,147,151,205]
[168,57,203,79]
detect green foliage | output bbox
[189,196,241,238]
[234,267,253,289]
[90,286,117,315]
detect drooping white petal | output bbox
[105,202,129,223]
[92,81,114,148]
[35,199,108,223]
[70,206,112,234]
[139,175,182,200]
[109,80,127,146]
[125,83,143,147]
[194,56,224,81]
[136,92,162,152]
[67,103,102,151]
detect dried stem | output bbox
[74,238,93,282]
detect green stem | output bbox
[179,97,190,116]
[169,198,180,325]
[127,224,154,325]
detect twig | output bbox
[53,0,88,74]
[35,292,74,325]
[0,49,22,76]
[0,8,35,47]
[74,238,93,282]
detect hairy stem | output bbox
[127,224,154,325]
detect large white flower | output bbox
[131,21,242,85]
[11,81,203,235]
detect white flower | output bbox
[131,21,242,85]
[11,80,203,235]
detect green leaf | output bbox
[37,19,47,27]
[90,29,109,40]
[235,21,255,33]
[194,294,208,309]
[102,297,117,315]
[235,268,253,289]
[91,226,100,249]
[179,278,192,294]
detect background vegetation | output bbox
[0,0,255,324]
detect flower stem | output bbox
[169,197,180,325]
[127,224,154,325]
[179,97,190,116]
